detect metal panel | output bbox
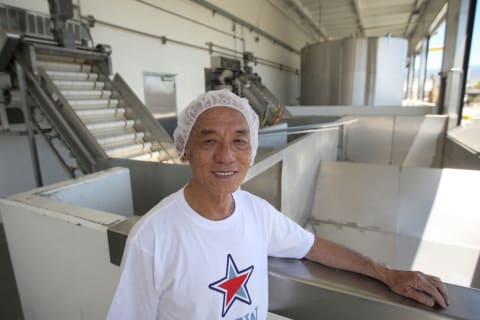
[397,167,480,248]
[107,216,140,266]
[443,137,480,170]
[303,113,446,167]
[342,38,368,105]
[447,121,480,154]
[269,257,480,319]
[143,72,177,118]
[243,161,282,210]
[98,159,191,215]
[390,115,425,165]
[311,161,400,232]
[42,167,134,216]
[301,41,341,105]
[309,161,480,288]
[400,115,447,167]
[245,128,338,225]
[301,37,407,106]
[345,116,394,164]
[373,37,408,105]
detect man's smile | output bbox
[212,171,237,177]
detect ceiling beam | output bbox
[350,0,365,37]
[268,0,323,41]
[407,0,448,55]
[359,3,414,17]
[190,0,301,53]
[283,0,329,40]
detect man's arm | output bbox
[305,236,449,308]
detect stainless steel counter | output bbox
[268,257,480,320]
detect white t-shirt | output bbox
[107,189,314,320]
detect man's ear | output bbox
[181,148,190,162]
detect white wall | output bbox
[75,0,308,109]
[3,0,308,108]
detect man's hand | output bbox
[383,268,449,308]
[305,236,449,309]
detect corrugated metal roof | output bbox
[273,0,447,42]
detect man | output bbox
[107,89,448,319]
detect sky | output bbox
[427,0,480,70]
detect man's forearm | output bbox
[304,236,389,283]
[304,235,448,308]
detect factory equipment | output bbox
[2,155,480,320]
[301,37,407,106]
[205,54,285,127]
[47,0,76,48]
[0,2,179,178]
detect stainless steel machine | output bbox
[0,1,179,182]
[301,37,407,106]
[205,54,285,127]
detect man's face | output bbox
[184,107,252,197]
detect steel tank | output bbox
[301,37,407,106]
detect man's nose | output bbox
[214,141,235,163]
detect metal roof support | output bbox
[190,0,301,54]
[350,0,365,37]
[417,38,429,102]
[282,0,329,40]
[440,0,471,127]
[407,0,448,56]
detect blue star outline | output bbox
[208,254,254,317]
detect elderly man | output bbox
[107,89,448,319]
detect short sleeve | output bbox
[106,238,160,319]
[266,208,315,259]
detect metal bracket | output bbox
[107,216,140,266]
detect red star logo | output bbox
[209,254,254,317]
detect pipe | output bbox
[190,0,300,54]
[283,0,329,40]
[134,0,245,44]
[89,18,299,74]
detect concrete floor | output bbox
[0,223,24,320]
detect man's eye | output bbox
[234,139,249,147]
[203,139,216,144]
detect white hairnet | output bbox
[174,89,259,165]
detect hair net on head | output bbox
[174,89,259,165]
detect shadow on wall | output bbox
[471,251,480,288]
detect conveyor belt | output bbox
[21,45,180,171]
[37,56,157,161]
